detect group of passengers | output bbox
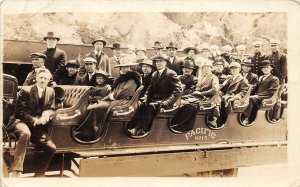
[6,32,287,177]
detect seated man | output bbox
[74,57,99,86]
[127,53,183,136]
[171,60,220,131]
[23,52,55,86]
[242,60,280,124]
[56,59,80,85]
[218,61,249,127]
[213,59,231,84]
[85,58,141,140]
[241,59,258,94]
[178,60,198,95]
[7,69,56,177]
[139,58,156,98]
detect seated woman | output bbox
[171,60,220,132]
[84,58,141,138]
[89,70,112,100]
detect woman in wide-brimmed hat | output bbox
[77,58,142,142]
[182,46,200,76]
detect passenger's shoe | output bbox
[208,117,218,128]
[11,171,22,177]
[128,128,138,136]
[270,118,279,123]
[242,118,250,125]
[135,129,147,136]
[34,172,46,177]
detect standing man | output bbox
[75,57,99,86]
[221,44,234,64]
[152,41,164,56]
[82,37,110,75]
[234,44,247,63]
[127,53,183,136]
[268,39,287,84]
[110,43,125,78]
[7,69,56,177]
[250,40,267,77]
[166,42,182,75]
[23,52,53,86]
[41,32,67,78]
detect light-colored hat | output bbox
[139,59,156,68]
[252,41,263,47]
[202,59,213,67]
[135,47,147,54]
[92,37,106,46]
[84,57,97,64]
[229,61,241,69]
[270,39,280,45]
[236,44,246,50]
[113,56,138,68]
[222,45,233,51]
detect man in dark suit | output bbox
[250,41,268,77]
[41,32,67,78]
[268,39,287,84]
[166,42,183,75]
[80,37,111,76]
[241,59,258,94]
[7,69,56,177]
[139,59,156,98]
[178,60,198,95]
[242,60,280,125]
[127,53,183,136]
[74,57,99,86]
[218,61,249,127]
[110,43,125,78]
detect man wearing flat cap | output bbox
[41,32,67,77]
[23,52,54,86]
[127,53,183,136]
[242,60,280,125]
[241,59,258,94]
[75,57,99,86]
[56,59,80,85]
[213,59,231,84]
[81,37,110,76]
[250,40,268,77]
[217,61,249,128]
[110,43,125,78]
[268,39,287,84]
[166,42,183,75]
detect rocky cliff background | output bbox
[3,12,287,53]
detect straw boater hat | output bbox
[183,46,200,54]
[84,57,97,64]
[270,39,280,45]
[113,56,138,68]
[139,58,156,69]
[166,42,178,50]
[92,36,107,46]
[135,47,147,54]
[43,32,60,41]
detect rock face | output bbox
[3,12,287,53]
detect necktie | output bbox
[260,75,266,83]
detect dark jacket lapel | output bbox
[30,84,39,110]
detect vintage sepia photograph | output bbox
[1,0,300,186]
